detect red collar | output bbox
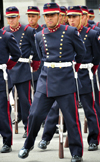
[85,23,89,27]
[78,25,83,33]
[48,24,60,33]
[10,23,21,32]
[28,24,39,29]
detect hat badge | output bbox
[47,4,50,7]
[9,7,12,10]
[29,6,32,9]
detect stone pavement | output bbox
[0,108,100,162]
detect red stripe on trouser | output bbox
[28,80,31,106]
[7,100,13,145]
[74,92,83,156]
[99,88,100,107]
[92,92,100,144]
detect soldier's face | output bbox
[68,15,80,28]
[7,15,20,28]
[44,13,59,28]
[59,14,66,25]
[28,14,40,27]
[81,14,88,26]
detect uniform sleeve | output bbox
[90,30,100,64]
[6,33,22,62]
[35,32,43,60]
[72,28,86,63]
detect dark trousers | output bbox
[42,101,66,142]
[24,92,83,157]
[94,83,100,125]
[0,91,12,146]
[15,80,31,130]
[80,92,99,145]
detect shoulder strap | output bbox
[65,25,68,31]
[86,27,91,34]
[2,30,6,35]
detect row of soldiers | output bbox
[0,2,100,162]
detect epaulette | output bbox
[2,26,5,30]
[96,22,99,27]
[86,27,91,33]
[92,25,96,30]
[65,25,69,31]
[24,24,29,31]
[2,30,6,35]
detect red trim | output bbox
[86,27,91,33]
[96,22,99,27]
[48,24,60,32]
[92,25,96,30]
[43,8,60,13]
[65,25,68,30]
[99,89,100,107]
[81,9,88,13]
[89,13,94,16]
[3,30,6,35]
[27,9,40,13]
[6,11,19,15]
[24,24,29,31]
[67,10,82,14]
[91,92,100,144]
[74,92,83,155]
[28,80,31,106]
[7,100,13,145]
[10,22,21,32]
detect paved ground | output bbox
[0,108,100,162]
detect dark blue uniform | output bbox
[22,24,86,157]
[78,26,100,145]
[0,29,21,147]
[3,24,38,131]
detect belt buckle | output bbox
[51,63,55,68]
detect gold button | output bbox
[45,44,47,47]
[42,34,44,36]
[59,47,62,50]
[21,36,23,38]
[43,37,46,39]
[46,48,48,51]
[61,39,63,41]
[59,56,62,58]
[59,61,61,63]
[83,41,85,43]
[0,37,2,39]
[22,33,25,35]
[85,35,88,37]
[47,52,49,55]
[59,52,62,54]
[47,56,49,58]
[44,40,47,43]
[84,38,86,40]
[61,35,64,37]
[60,43,63,46]
[19,43,22,45]
[59,67,62,68]
[63,31,65,34]
[20,40,22,42]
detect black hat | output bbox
[26,6,40,14]
[6,6,19,17]
[67,6,82,16]
[43,3,60,15]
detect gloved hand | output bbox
[7,59,17,70]
[92,65,99,74]
[75,63,81,72]
[31,60,41,71]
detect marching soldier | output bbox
[68,6,100,151]
[26,6,43,92]
[88,9,96,24]
[0,28,21,152]
[18,3,86,162]
[3,6,40,138]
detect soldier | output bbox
[88,9,96,25]
[26,6,43,91]
[3,6,40,138]
[81,6,100,126]
[18,3,86,162]
[67,6,100,151]
[59,6,66,25]
[0,27,21,152]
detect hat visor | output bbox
[26,12,39,14]
[43,11,59,15]
[5,14,19,18]
[67,13,81,16]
